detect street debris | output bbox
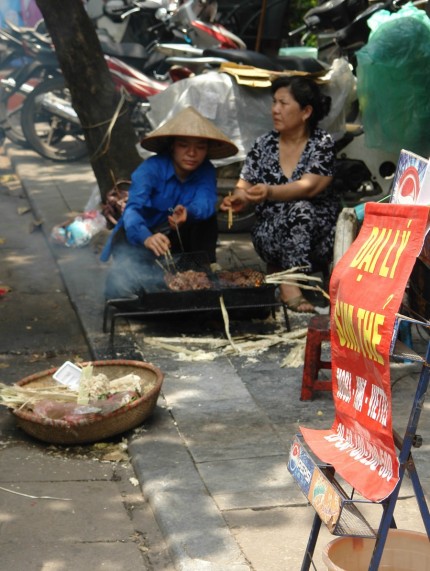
[29,218,44,233]
[0,173,21,189]
[265,267,329,299]
[280,340,307,368]
[219,294,241,353]
[50,210,106,248]
[143,338,219,361]
[141,326,309,363]
[44,439,132,463]
[100,448,129,462]
[0,485,72,501]
[0,283,11,297]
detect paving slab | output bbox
[158,359,254,404]
[0,542,149,571]
[170,396,286,462]
[0,480,135,542]
[0,444,115,481]
[197,455,296,510]
[225,505,333,571]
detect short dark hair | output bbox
[271,76,331,131]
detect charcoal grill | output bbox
[103,251,290,342]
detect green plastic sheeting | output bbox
[356,4,430,157]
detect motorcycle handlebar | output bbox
[288,23,308,38]
[288,0,413,42]
[288,16,320,39]
[121,6,143,19]
[104,0,175,23]
[147,20,167,33]
[103,0,150,22]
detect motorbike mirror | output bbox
[103,0,129,22]
[155,7,169,21]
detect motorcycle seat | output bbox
[202,48,285,71]
[203,47,328,74]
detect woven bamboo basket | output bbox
[11,360,164,445]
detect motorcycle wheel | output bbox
[20,76,88,162]
[0,87,31,148]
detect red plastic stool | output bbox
[300,314,332,401]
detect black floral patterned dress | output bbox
[240,128,340,272]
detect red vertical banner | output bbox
[301,203,430,501]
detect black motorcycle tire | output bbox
[0,87,31,148]
[20,76,88,162]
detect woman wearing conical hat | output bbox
[101,106,238,298]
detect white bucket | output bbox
[323,529,430,571]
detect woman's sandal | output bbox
[282,294,317,314]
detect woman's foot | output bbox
[279,284,316,313]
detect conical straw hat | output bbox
[141,106,238,160]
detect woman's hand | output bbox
[168,205,187,228]
[244,183,271,203]
[220,192,248,213]
[144,233,171,257]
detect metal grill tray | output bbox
[103,251,283,339]
[132,251,276,311]
[136,283,278,312]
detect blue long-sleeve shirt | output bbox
[101,153,217,261]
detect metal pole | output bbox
[255,0,268,52]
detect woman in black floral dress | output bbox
[221,75,340,312]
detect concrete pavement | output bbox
[0,145,175,570]
[2,140,430,570]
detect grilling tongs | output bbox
[168,207,185,253]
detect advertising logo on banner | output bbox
[390,149,428,206]
[301,203,430,502]
[390,148,430,265]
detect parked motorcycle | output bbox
[89,0,223,45]
[0,0,245,157]
[0,21,58,147]
[0,6,172,151]
[99,0,245,55]
[18,52,174,162]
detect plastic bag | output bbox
[84,184,102,212]
[319,57,357,141]
[50,210,107,248]
[356,4,430,156]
